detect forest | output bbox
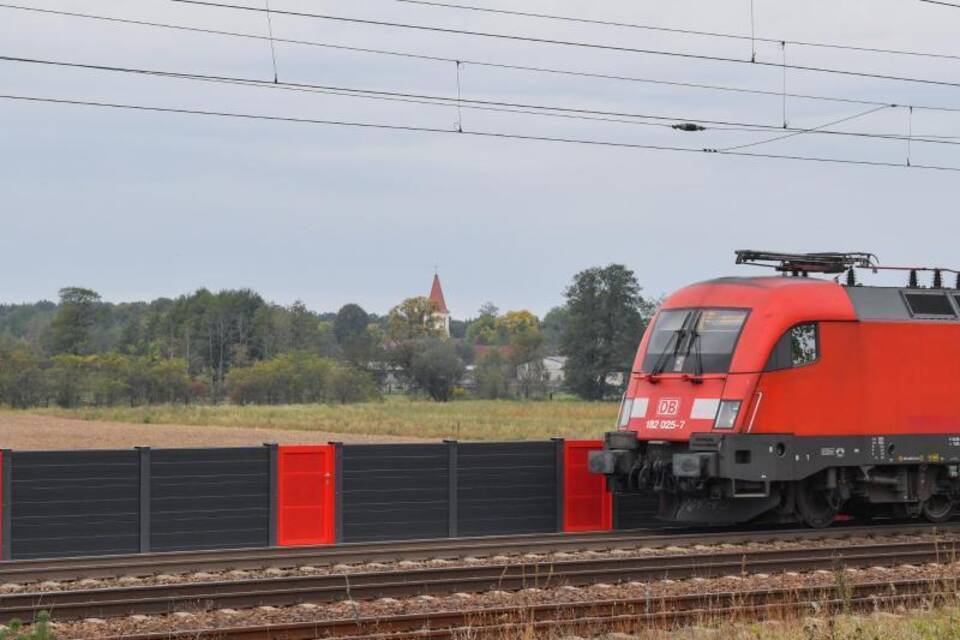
[0,265,651,407]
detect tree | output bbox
[334,304,376,364]
[542,306,570,355]
[0,345,47,408]
[289,300,319,351]
[333,304,369,345]
[387,297,444,342]
[560,264,645,400]
[409,339,464,402]
[466,303,503,345]
[475,349,511,399]
[49,287,101,355]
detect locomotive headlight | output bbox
[713,400,742,429]
[617,397,634,431]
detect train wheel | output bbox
[921,495,955,523]
[795,479,840,528]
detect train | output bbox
[588,250,960,528]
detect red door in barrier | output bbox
[563,440,612,532]
[277,445,336,546]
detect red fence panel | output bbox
[277,445,336,546]
[563,440,612,532]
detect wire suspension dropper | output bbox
[455,60,463,133]
[749,0,757,63]
[264,0,279,83]
[907,106,914,166]
[781,41,788,128]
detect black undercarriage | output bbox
[588,431,960,527]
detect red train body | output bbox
[590,252,960,526]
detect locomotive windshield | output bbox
[641,308,749,374]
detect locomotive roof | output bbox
[668,276,960,323]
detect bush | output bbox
[475,350,511,399]
[225,353,379,405]
[409,339,464,402]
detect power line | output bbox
[396,0,960,62]
[5,3,960,114]
[169,0,960,90]
[9,53,960,147]
[920,0,960,7]
[3,91,958,172]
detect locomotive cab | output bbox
[590,251,960,527]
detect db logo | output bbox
[657,398,680,416]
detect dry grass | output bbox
[26,398,617,442]
[650,607,960,640]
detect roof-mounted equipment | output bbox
[735,250,879,275]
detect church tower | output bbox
[429,273,451,338]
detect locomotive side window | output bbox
[765,323,819,371]
[642,308,748,374]
[903,292,956,318]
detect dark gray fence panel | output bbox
[150,448,270,552]
[341,444,448,542]
[457,442,557,537]
[613,493,663,529]
[10,450,140,559]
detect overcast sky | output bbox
[2,0,960,317]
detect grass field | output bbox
[33,398,618,441]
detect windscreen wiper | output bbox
[682,330,705,384]
[648,328,685,380]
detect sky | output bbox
[2,0,960,317]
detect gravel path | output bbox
[0,412,429,449]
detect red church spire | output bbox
[429,273,449,314]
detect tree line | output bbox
[0,264,653,407]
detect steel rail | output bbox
[1,521,953,584]
[100,577,960,640]
[4,538,959,622]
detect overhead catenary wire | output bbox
[5,3,960,115]
[8,53,960,147]
[395,0,960,62]
[716,104,891,152]
[168,0,960,90]
[3,91,959,173]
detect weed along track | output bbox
[88,577,960,640]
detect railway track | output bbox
[4,536,959,622]
[1,521,953,584]
[99,576,960,640]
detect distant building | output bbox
[429,273,451,338]
[516,356,622,394]
[542,356,567,388]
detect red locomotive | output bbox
[589,251,960,527]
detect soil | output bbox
[0,412,429,450]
